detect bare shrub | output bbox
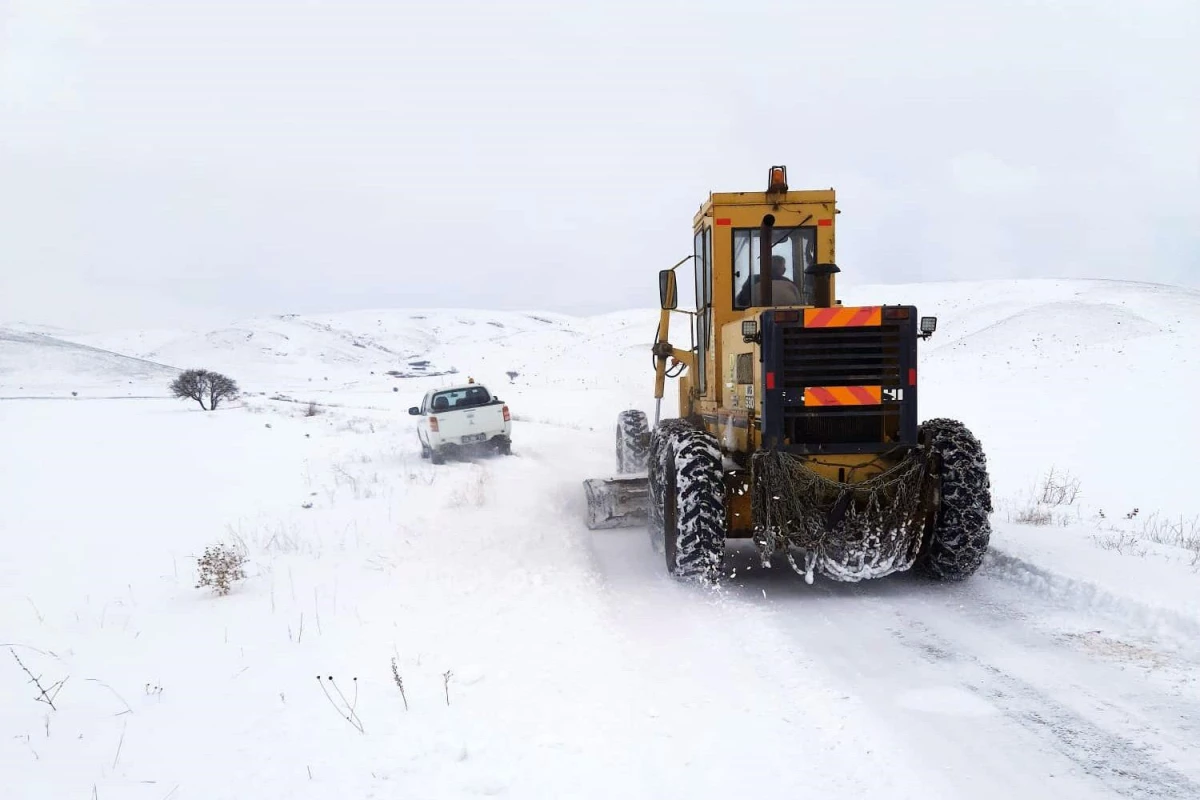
[316,675,364,733]
[1014,505,1053,526]
[195,542,247,596]
[304,401,321,417]
[390,657,408,711]
[1008,468,1084,526]
[1138,513,1200,555]
[170,369,240,411]
[1038,467,1081,506]
[10,650,67,710]
[1092,532,1148,558]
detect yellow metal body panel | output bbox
[651,175,907,537]
[681,186,838,430]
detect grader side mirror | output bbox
[658,270,678,310]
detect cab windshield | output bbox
[732,226,816,308]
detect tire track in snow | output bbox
[702,545,1200,799]
[885,614,1200,799]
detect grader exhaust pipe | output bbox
[807,262,841,308]
[759,213,775,307]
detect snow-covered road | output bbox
[581,446,1200,800]
[487,414,1200,800]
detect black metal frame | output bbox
[730,226,818,310]
[692,224,713,396]
[759,308,919,455]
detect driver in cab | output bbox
[736,255,804,307]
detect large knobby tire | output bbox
[655,425,727,581]
[647,418,694,552]
[916,418,993,580]
[616,409,650,473]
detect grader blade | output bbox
[583,474,649,530]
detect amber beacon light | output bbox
[767,165,788,192]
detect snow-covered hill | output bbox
[49,276,1200,516]
[66,306,675,436]
[3,278,1200,799]
[0,328,180,397]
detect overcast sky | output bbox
[1,0,1197,330]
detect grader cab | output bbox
[583,166,993,584]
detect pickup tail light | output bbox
[429,416,439,432]
[502,405,510,422]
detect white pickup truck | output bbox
[409,380,512,464]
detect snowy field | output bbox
[3,278,1200,799]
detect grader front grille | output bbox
[780,326,903,386]
[760,307,919,455]
[783,405,902,447]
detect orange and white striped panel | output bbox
[804,386,883,407]
[803,306,882,328]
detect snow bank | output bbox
[987,522,1200,648]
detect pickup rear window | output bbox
[430,386,492,412]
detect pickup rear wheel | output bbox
[430,449,446,465]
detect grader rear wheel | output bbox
[916,417,992,580]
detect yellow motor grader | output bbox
[584,166,992,584]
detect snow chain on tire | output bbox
[616,409,650,473]
[647,419,693,552]
[916,417,993,580]
[651,422,727,581]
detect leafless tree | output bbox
[170,369,240,410]
[206,372,238,409]
[170,370,207,409]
